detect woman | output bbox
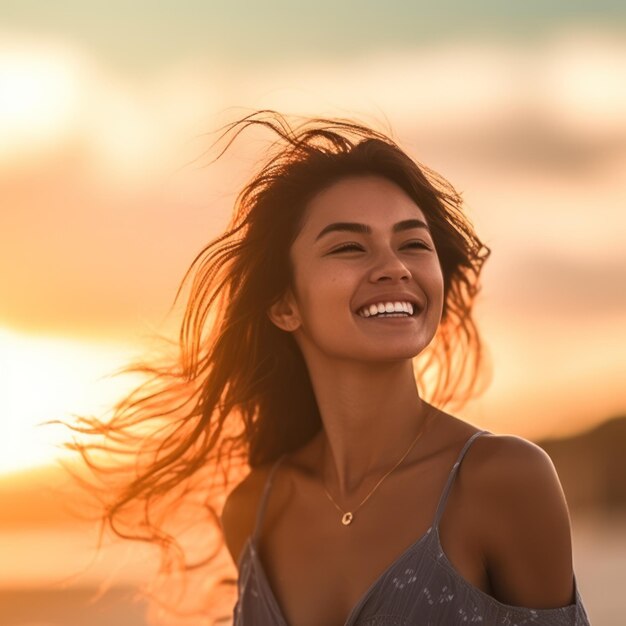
[65,111,591,625]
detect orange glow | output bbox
[0,20,623,625]
[0,327,142,474]
[0,32,624,473]
[0,40,84,164]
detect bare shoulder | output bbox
[464,431,559,478]
[220,462,275,569]
[466,433,576,609]
[467,433,568,511]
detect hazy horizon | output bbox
[1,1,624,473]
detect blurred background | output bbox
[1,1,625,624]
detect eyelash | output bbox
[331,241,432,253]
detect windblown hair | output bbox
[61,110,492,625]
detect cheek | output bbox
[431,254,445,285]
[418,256,444,290]
[294,270,356,336]
[422,261,445,315]
[434,266,445,296]
[305,272,351,320]
[433,275,446,321]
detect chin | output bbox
[357,345,429,363]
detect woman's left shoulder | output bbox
[465,431,570,530]
[464,431,577,608]
[467,431,564,496]
[437,416,568,514]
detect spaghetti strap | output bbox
[432,430,491,530]
[251,453,288,544]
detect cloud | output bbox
[2,27,626,176]
[0,28,624,443]
[1,28,625,338]
[489,252,626,316]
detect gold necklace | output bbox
[322,406,434,526]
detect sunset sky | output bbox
[1,1,625,475]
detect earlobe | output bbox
[267,293,301,332]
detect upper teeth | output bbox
[357,301,415,317]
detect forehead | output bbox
[299,175,428,236]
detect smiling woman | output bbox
[269,176,446,376]
[62,110,591,626]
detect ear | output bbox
[267,289,302,332]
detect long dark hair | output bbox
[61,110,491,625]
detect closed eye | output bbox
[330,243,363,253]
[403,241,432,250]
[331,241,432,253]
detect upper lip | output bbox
[355,292,423,313]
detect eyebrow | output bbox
[315,219,430,242]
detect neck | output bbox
[305,359,435,500]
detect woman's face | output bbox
[270,175,445,364]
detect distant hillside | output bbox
[536,414,626,512]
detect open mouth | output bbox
[355,301,423,319]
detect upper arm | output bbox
[474,434,576,609]
[221,472,265,570]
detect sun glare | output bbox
[0,327,141,475]
[0,41,83,162]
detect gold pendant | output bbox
[341,512,353,525]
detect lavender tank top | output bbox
[233,430,591,625]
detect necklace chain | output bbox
[322,406,434,526]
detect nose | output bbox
[369,248,411,283]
